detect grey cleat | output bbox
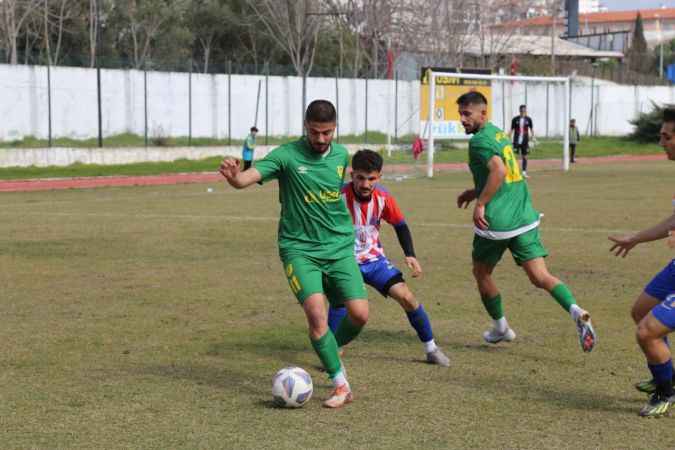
[426,348,450,367]
[575,311,596,353]
[483,327,516,344]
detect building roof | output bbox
[496,7,675,29]
[460,34,623,59]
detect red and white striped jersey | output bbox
[341,182,406,264]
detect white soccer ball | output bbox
[272,366,313,408]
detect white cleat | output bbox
[483,327,516,344]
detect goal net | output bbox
[423,70,572,178]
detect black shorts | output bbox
[513,143,529,155]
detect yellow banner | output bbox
[420,68,492,139]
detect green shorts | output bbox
[472,227,548,267]
[282,254,367,305]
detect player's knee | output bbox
[636,322,656,345]
[349,310,368,327]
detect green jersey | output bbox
[255,138,354,260]
[468,122,540,238]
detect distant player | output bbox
[219,100,367,409]
[608,107,675,417]
[241,126,258,170]
[455,91,596,352]
[327,150,450,367]
[510,105,534,178]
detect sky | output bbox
[602,0,675,10]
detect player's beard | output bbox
[352,185,372,201]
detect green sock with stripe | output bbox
[481,293,505,320]
[310,331,342,379]
[550,283,576,313]
[334,315,364,348]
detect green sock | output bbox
[481,294,504,320]
[550,283,577,313]
[310,331,342,379]
[334,315,364,348]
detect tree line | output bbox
[0,0,541,77]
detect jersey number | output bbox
[503,145,523,183]
[285,263,302,295]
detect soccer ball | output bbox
[272,366,313,408]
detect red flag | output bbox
[412,137,425,160]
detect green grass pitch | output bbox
[1,161,673,449]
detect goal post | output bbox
[425,70,572,178]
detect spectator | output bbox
[242,126,258,170]
[569,119,580,163]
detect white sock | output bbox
[494,317,509,333]
[332,370,349,389]
[569,304,584,322]
[423,339,438,353]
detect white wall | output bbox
[1,63,673,142]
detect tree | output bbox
[246,0,324,76]
[108,0,187,69]
[189,0,233,73]
[627,12,652,74]
[0,0,41,64]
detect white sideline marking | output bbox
[9,211,634,234]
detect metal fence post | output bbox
[265,62,269,145]
[228,60,232,145]
[364,77,368,144]
[47,62,52,147]
[335,71,340,144]
[188,59,192,146]
[144,66,148,147]
[394,70,398,143]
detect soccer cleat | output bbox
[635,378,657,394]
[322,384,353,409]
[426,348,450,367]
[639,392,674,417]
[575,311,596,353]
[522,171,529,178]
[482,327,516,344]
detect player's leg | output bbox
[387,281,450,367]
[243,160,252,171]
[472,235,514,343]
[513,228,596,352]
[521,145,529,177]
[284,257,350,405]
[570,144,576,163]
[322,256,368,408]
[636,301,675,417]
[634,262,675,393]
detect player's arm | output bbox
[473,155,506,230]
[529,118,535,141]
[393,222,422,277]
[609,212,675,257]
[218,157,262,189]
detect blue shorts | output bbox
[360,257,404,297]
[645,259,675,329]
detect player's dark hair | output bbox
[519,104,526,111]
[664,107,675,124]
[305,100,336,123]
[250,126,258,132]
[456,91,488,107]
[351,149,383,173]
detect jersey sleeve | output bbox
[254,146,286,184]
[510,117,517,131]
[528,117,534,130]
[382,193,406,226]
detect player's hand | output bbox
[404,256,422,278]
[608,234,638,257]
[457,189,477,209]
[218,158,240,180]
[668,230,675,250]
[473,203,489,230]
